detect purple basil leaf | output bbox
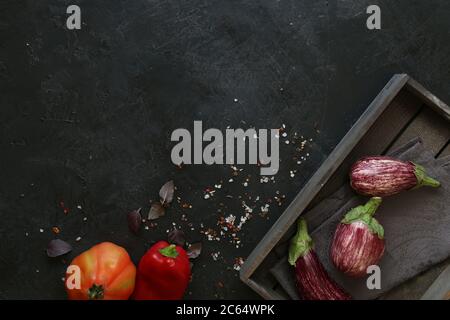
[168,229,185,246]
[147,202,165,220]
[187,242,202,259]
[159,180,175,205]
[127,208,142,234]
[47,239,72,258]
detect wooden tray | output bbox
[240,74,450,299]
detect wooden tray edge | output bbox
[240,73,410,283]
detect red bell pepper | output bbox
[133,241,191,300]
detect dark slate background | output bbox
[0,0,449,299]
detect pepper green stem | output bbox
[87,284,104,300]
[342,197,384,239]
[288,219,313,266]
[159,244,179,258]
[414,163,440,188]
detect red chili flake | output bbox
[59,201,70,214]
[52,226,61,234]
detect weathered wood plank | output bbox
[421,263,450,300]
[248,250,281,288]
[406,78,450,122]
[439,143,450,157]
[244,278,286,300]
[273,284,290,299]
[389,107,450,155]
[382,258,450,300]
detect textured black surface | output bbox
[0,0,449,299]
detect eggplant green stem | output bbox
[414,163,440,188]
[288,219,313,266]
[342,197,384,239]
[363,197,382,217]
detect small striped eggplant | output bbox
[289,219,352,300]
[330,197,385,278]
[350,156,440,197]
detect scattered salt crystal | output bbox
[242,202,253,214]
[225,214,236,225]
[234,98,238,103]
[75,236,82,242]
[282,132,287,137]
[285,140,290,144]
[211,252,221,261]
[39,228,44,233]
[233,257,244,271]
[204,194,210,199]
[77,205,82,210]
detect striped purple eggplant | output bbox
[289,219,352,300]
[350,156,440,197]
[330,197,385,278]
